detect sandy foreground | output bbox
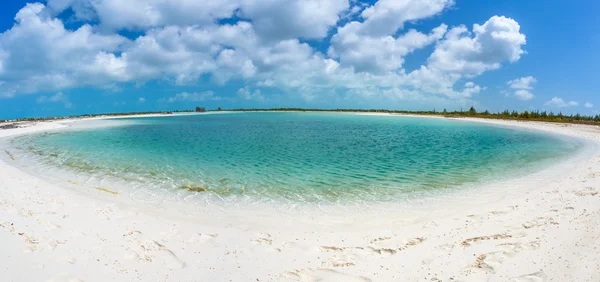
[1,115,600,282]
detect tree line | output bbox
[2,106,600,126]
[226,107,600,125]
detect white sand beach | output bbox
[1,115,600,282]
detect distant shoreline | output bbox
[3,107,600,127]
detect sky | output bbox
[0,0,599,119]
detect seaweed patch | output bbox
[4,150,15,160]
[95,187,119,195]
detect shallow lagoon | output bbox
[8,113,582,204]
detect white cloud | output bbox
[398,15,526,100]
[48,0,349,40]
[585,102,593,108]
[544,97,578,108]
[505,76,536,100]
[329,24,447,73]
[358,0,453,36]
[238,0,349,40]
[138,97,146,103]
[0,2,530,110]
[513,89,534,101]
[329,0,452,73]
[507,76,536,90]
[167,91,222,102]
[462,82,482,97]
[0,3,129,94]
[426,16,526,76]
[36,92,73,108]
[47,0,240,30]
[237,87,265,101]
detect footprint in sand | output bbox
[285,268,371,282]
[18,208,37,218]
[253,233,273,245]
[498,241,541,257]
[251,233,285,252]
[280,241,306,252]
[432,243,455,256]
[317,236,426,259]
[573,187,599,196]
[124,230,186,270]
[187,232,218,244]
[18,233,43,253]
[559,206,576,216]
[583,172,600,180]
[522,217,559,229]
[23,245,41,253]
[460,234,512,247]
[63,256,77,265]
[37,220,62,231]
[47,239,68,251]
[367,236,425,256]
[422,221,438,228]
[322,254,356,268]
[467,252,505,274]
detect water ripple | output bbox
[7,113,580,204]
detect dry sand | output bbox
[1,115,599,282]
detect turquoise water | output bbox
[8,113,582,203]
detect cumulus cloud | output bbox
[48,0,348,40]
[329,24,447,73]
[426,16,526,76]
[513,89,534,101]
[357,0,453,36]
[237,87,265,101]
[0,3,129,95]
[398,15,526,100]
[544,97,578,108]
[507,76,536,90]
[36,92,73,108]
[329,0,452,73]
[47,0,239,30]
[506,76,536,100]
[585,102,593,108]
[167,91,222,102]
[462,82,483,97]
[138,97,146,103]
[0,1,530,109]
[238,0,349,40]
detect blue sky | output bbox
[0,0,599,119]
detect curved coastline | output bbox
[1,114,600,281]
[1,112,591,210]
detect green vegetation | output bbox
[1,107,599,126]
[226,107,600,125]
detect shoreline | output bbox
[1,112,588,211]
[1,113,600,281]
